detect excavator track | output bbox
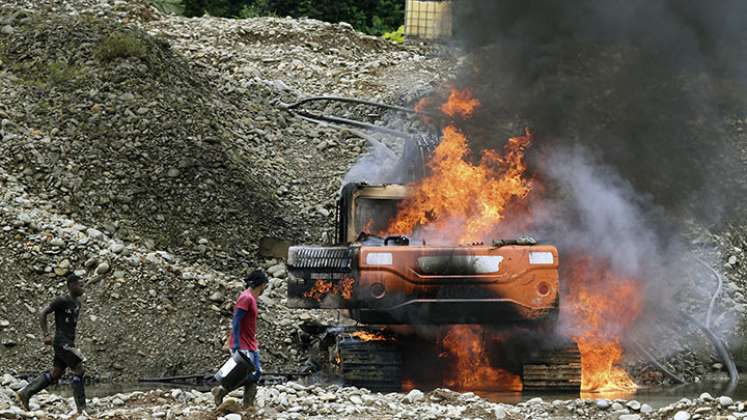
[329,329,402,393]
[522,345,582,391]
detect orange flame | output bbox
[303,278,355,301]
[391,87,641,394]
[562,257,642,393]
[386,88,532,243]
[385,126,532,243]
[339,277,355,300]
[401,378,416,392]
[441,88,480,118]
[303,280,334,301]
[351,331,388,341]
[441,325,523,392]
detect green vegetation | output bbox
[383,25,405,44]
[152,0,404,36]
[151,0,186,15]
[95,32,149,61]
[46,60,84,85]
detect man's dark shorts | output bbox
[53,345,84,369]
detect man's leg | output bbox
[242,351,261,408]
[15,368,60,411]
[211,384,228,407]
[70,364,87,414]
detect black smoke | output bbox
[451,0,747,223]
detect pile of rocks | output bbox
[0,0,449,381]
[1,0,746,394]
[4,374,747,420]
[0,162,341,379]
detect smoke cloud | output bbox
[337,0,741,379]
[451,0,747,223]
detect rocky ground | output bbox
[0,0,747,418]
[0,0,450,381]
[3,374,747,420]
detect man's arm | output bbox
[231,309,246,351]
[39,302,56,345]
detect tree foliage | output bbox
[179,0,404,35]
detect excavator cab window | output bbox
[354,198,400,237]
[337,184,410,244]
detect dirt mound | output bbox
[0,2,449,382]
[0,9,306,272]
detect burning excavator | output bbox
[282,90,586,393]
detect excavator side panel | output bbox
[352,245,559,324]
[288,244,559,325]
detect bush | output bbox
[383,25,405,44]
[96,32,148,61]
[151,0,186,15]
[239,0,275,18]
[47,60,82,85]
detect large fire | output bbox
[441,325,522,391]
[562,256,643,393]
[386,89,532,243]
[304,277,355,301]
[385,88,643,394]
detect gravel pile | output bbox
[4,375,747,419]
[0,163,343,380]
[0,0,746,397]
[0,0,448,381]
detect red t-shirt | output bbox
[230,290,259,351]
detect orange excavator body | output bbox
[287,184,560,325]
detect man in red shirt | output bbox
[213,270,268,408]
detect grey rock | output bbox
[626,400,641,411]
[640,404,653,414]
[674,411,691,420]
[94,261,110,275]
[0,320,9,328]
[209,291,224,303]
[84,257,99,269]
[596,400,610,410]
[87,228,104,240]
[618,415,640,420]
[109,242,125,254]
[167,168,180,178]
[55,259,71,276]
[526,397,543,405]
[494,406,507,419]
[267,263,283,274]
[719,396,734,407]
[405,389,424,403]
[1,25,13,35]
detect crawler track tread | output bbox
[522,346,582,391]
